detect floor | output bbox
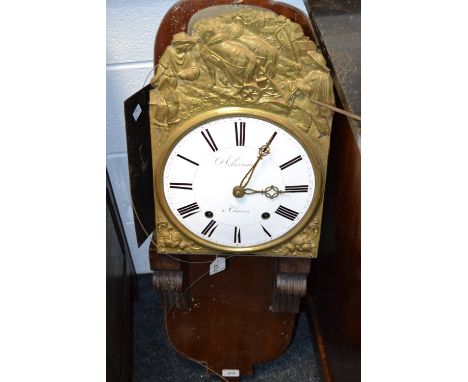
[133,274,322,382]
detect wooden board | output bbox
[161,253,297,379]
[308,99,361,381]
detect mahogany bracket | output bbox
[150,241,188,309]
[272,258,311,313]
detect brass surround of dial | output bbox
[155,107,324,253]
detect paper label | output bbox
[222,369,240,377]
[209,257,226,275]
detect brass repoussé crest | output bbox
[149,6,334,257]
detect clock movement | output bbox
[123,1,348,380]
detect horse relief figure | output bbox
[185,9,335,134]
[197,26,257,92]
[226,16,279,80]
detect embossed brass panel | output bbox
[149,6,334,257]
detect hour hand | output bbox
[244,185,283,199]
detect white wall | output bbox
[106,0,308,274]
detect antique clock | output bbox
[125,1,337,380]
[156,108,323,254]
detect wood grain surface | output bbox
[163,254,297,379]
[308,99,361,382]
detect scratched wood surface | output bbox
[162,253,296,379]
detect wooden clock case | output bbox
[124,1,360,381]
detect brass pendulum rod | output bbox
[310,99,361,121]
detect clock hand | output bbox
[244,185,284,199]
[239,134,276,188]
[233,132,277,198]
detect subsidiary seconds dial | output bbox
[160,113,319,251]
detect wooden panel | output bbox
[158,252,297,379]
[308,105,361,381]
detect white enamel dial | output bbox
[162,115,316,249]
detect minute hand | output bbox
[238,132,277,189]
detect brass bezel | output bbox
[155,107,324,254]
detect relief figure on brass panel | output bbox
[149,9,335,140]
[273,218,320,256]
[194,14,302,107]
[197,24,260,101]
[287,50,335,137]
[157,214,202,253]
[150,32,200,128]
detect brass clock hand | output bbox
[244,185,284,199]
[233,132,277,198]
